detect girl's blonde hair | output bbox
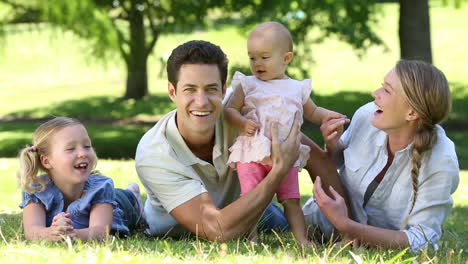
[17,117,95,193]
[396,60,451,226]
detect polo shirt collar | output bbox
[166,113,222,167]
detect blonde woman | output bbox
[303,60,459,252]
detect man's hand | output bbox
[270,111,301,177]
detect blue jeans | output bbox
[115,188,139,231]
[257,202,289,232]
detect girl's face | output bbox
[371,68,415,133]
[247,33,291,81]
[41,124,96,186]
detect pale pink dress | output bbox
[228,71,311,168]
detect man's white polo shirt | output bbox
[135,110,240,236]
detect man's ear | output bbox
[222,83,227,97]
[168,82,177,102]
[406,109,420,121]
[284,51,294,65]
[40,154,52,169]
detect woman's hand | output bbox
[313,176,350,231]
[320,115,349,151]
[241,119,260,136]
[270,112,301,177]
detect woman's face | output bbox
[371,68,414,132]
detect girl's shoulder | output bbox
[79,174,116,205]
[86,174,115,191]
[19,175,61,209]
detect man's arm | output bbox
[170,117,302,241]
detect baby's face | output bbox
[247,33,289,81]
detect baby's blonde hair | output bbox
[17,117,95,193]
[396,60,451,227]
[249,21,293,53]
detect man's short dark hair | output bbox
[167,40,228,87]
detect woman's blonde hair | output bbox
[396,60,451,226]
[17,117,95,193]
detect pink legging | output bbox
[236,162,299,201]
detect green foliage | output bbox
[220,0,384,79]
[35,0,226,60]
[38,0,119,60]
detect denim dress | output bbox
[19,175,130,234]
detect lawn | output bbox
[0,1,467,263]
[0,158,467,263]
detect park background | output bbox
[0,0,467,263]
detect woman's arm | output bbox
[319,115,349,166]
[313,177,409,249]
[23,203,74,241]
[224,85,259,136]
[73,203,114,241]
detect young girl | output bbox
[225,21,345,247]
[17,117,145,241]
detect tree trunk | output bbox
[124,0,148,99]
[399,0,432,63]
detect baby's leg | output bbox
[277,168,314,248]
[236,162,268,196]
[281,199,312,246]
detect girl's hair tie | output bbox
[29,146,38,153]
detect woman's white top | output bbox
[303,102,459,252]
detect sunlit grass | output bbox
[0,158,466,263]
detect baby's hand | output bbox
[242,119,260,137]
[323,109,347,122]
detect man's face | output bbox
[168,64,225,142]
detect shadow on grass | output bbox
[1,86,467,167]
[0,122,151,159]
[3,94,175,120]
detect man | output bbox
[135,40,347,241]
[136,40,304,241]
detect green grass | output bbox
[0,158,467,263]
[0,3,468,262]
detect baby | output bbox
[225,21,345,247]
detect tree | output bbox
[2,0,387,98]
[1,0,225,99]
[42,0,231,99]
[398,0,462,64]
[399,0,432,63]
